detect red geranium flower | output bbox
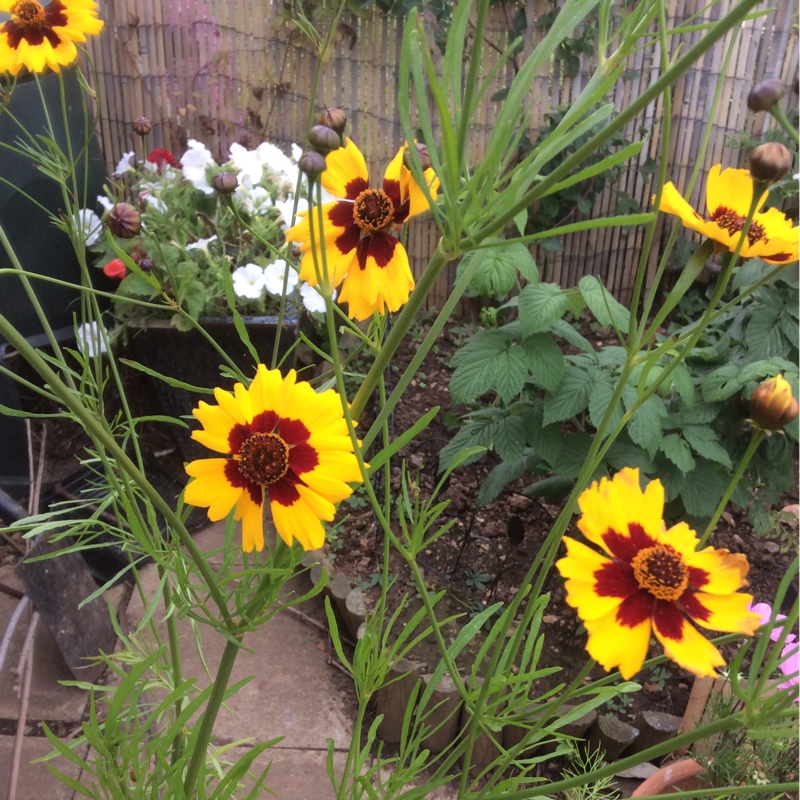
[103,258,128,280]
[145,148,180,169]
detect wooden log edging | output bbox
[301,553,691,766]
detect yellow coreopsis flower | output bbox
[556,468,761,679]
[0,0,104,76]
[286,138,438,321]
[184,366,363,552]
[657,165,799,264]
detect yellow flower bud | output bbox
[750,375,799,431]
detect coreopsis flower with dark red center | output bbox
[656,165,798,264]
[184,365,363,552]
[0,0,103,76]
[556,468,761,679]
[145,147,180,170]
[286,138,439,320]
[102,258,128,280]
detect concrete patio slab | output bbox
[0,734,89,800]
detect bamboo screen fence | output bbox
[87,0,798,307]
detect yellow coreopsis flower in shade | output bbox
[556,468,761,679]
[657,165,799,264]
[0,0,104,76]
[286,138,439,321]
[184,366,362,552]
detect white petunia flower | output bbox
[75,321,107,357]
[181,139,216,194]
[234,185,273,215]
[96,194,114,213]
[300,281,335,313]
[186,235,218,255]
[263,259,298,296]
[232,263,268,300]
[275,196,308,229]
[229,142,265,188]
[76,208,103,246]
[114,151,136,176]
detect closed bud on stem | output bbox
[318,107,347,136]
[747,79,785,112]
[299,151,327,178]
[308,124,341,155]
[403,142,431,172]
[749,142,793,183]
[750,375,799,431]
[212,171,239,195]
[107,203,142,239]
[131,116,152,136]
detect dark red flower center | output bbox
[710,206,767,246]
[353,189,395,232]
[4,1,66,50]
[237,432,289,486]
[631,544,688,601]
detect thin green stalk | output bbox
[699,428,765,546]
[770,104,800,145]
[182,635,242,797]
[161,574,185,765]
[468,0,764,246]
[351,242,450,420]
[336,701,367,800]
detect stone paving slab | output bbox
[0,734,89,800]
[0,567,89,725]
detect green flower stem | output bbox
[161,574,185,764]
[770,104,800,146]
[336,701,367,800]
[183,634,242,797]
[0,314,235,631]
[350,240,450,421]
[699,428,765,547]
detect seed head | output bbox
[299,151,327,178]
[107,203,142,239]
[132,116,152,136]
[308,124,341,156]
[212,171,239,195]
[750,375,799,432]
[747,79,785,112]
[749,142,793,183]
[318,107,347,136]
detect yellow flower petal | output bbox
[683,546,750,594]
[682,591,761,635]
[184,459,243,521]
[322,138,369,198]
[584,608,652,680]
[234,489,265,552]
[653,614,725,678]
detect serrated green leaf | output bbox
[551,318,594,352]
[588,379,623,432]
[550,431,593,478]
[469,245,519,297]
[523,474,574,502]
[746,309,784,358]
[449,333,507,404]
[681,425,733,469]
[605,439,655,472]
[732,259,771,290]
[493,414,529,461]
[514,209,528,236]
[542,366,593,425]
[669,362,696,407]
[477,450,539,507]
[118,271,158,298]
[674,459,728,518]
[626,395,667,456]
[518,282,569,337]
[701,364,742,403]
[438,418,496,473]
[660,433,695,473]
[521,333,565,391]
[495,345,529,403]
[578,275,629,331]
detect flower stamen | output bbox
[353,188,394,232]
[11,0,46,26]
[710,206,767,245]
[631,544,689,601]
[237,432,290,486]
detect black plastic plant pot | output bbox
[0,69,109,342]
[129,315,299,462]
